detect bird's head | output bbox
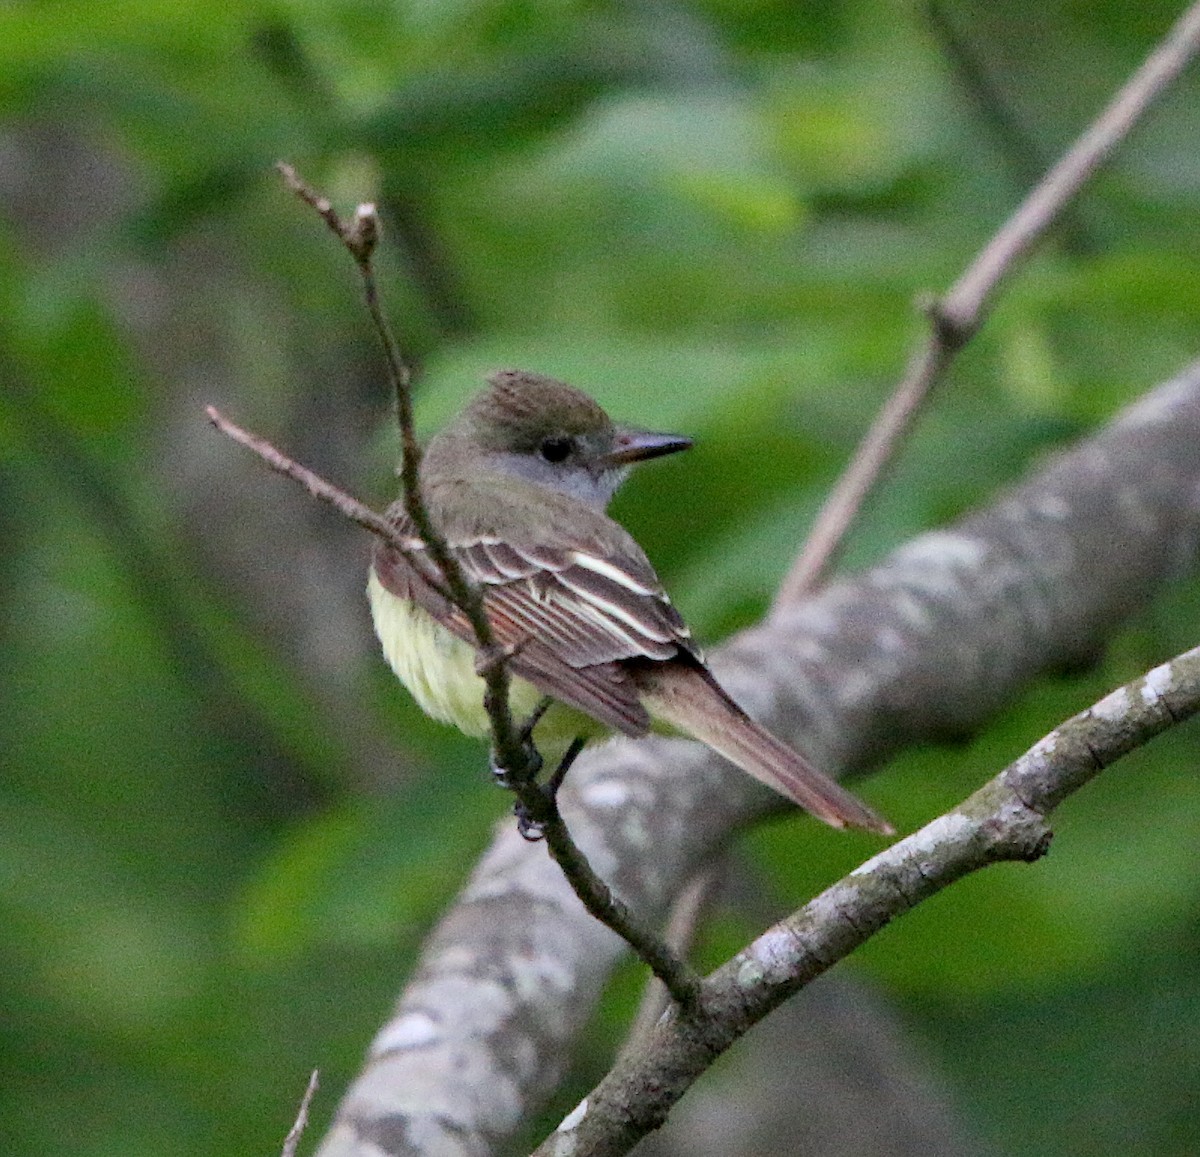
[427,369,692,509]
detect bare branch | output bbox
[942,0,1200,333]
[545,645,1200,1155]
[542,805,703,1010]
[281,1070,319,1157]
[775,0,1200,605]
[277,162,378,262]
[204,407,432,576]
[275,165,520,770]
[774,337,951,605]
[621,862,724,1056]
[215,167,699,1005]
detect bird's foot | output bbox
[499,736,586,842]
[545,736,587,801]
[514,799,548,842]
[489,739,543,789]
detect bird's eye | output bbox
[538,436,572,463]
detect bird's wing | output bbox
[372,515,694,736]
[457,535,694,663]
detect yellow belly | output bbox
[367,569,601,759]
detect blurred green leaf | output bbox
[233,772,493,959]
[6,2,1200,1154]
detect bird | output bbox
[367,369,890,834]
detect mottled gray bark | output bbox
[633,977,976,1157]
[316,362,1200,1157]
[544,644,1200,1155]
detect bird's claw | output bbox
[514,800,547,842]
[489,739,543,788]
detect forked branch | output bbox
[775,0,1200,604]
[543,645,1200,1156]
[208,167,700,1007]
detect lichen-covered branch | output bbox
[543,646,1200,1154]
[315,362,1200,1157]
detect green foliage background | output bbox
[4,1,1200,1153]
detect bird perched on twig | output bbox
[368,369,890,834]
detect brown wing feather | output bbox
[371,524,658,735]
[450,536,694,663]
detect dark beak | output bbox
[605,427,693,466]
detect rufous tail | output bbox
[636,663,892,835]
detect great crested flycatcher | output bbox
[368,369,890,834]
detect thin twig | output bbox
[281,1069,319,1157]
[773,0,1200,607]
[210,165,700,1005]
[773,338,951,606]
[543,643,1200,1155]
[544,815,702,1009]
[203,407,447,599]
[508,740,702,1008]
[943,2,1200,332]
[275,163,528,776]
[276,163,378,261]
[621,861,724,1052]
